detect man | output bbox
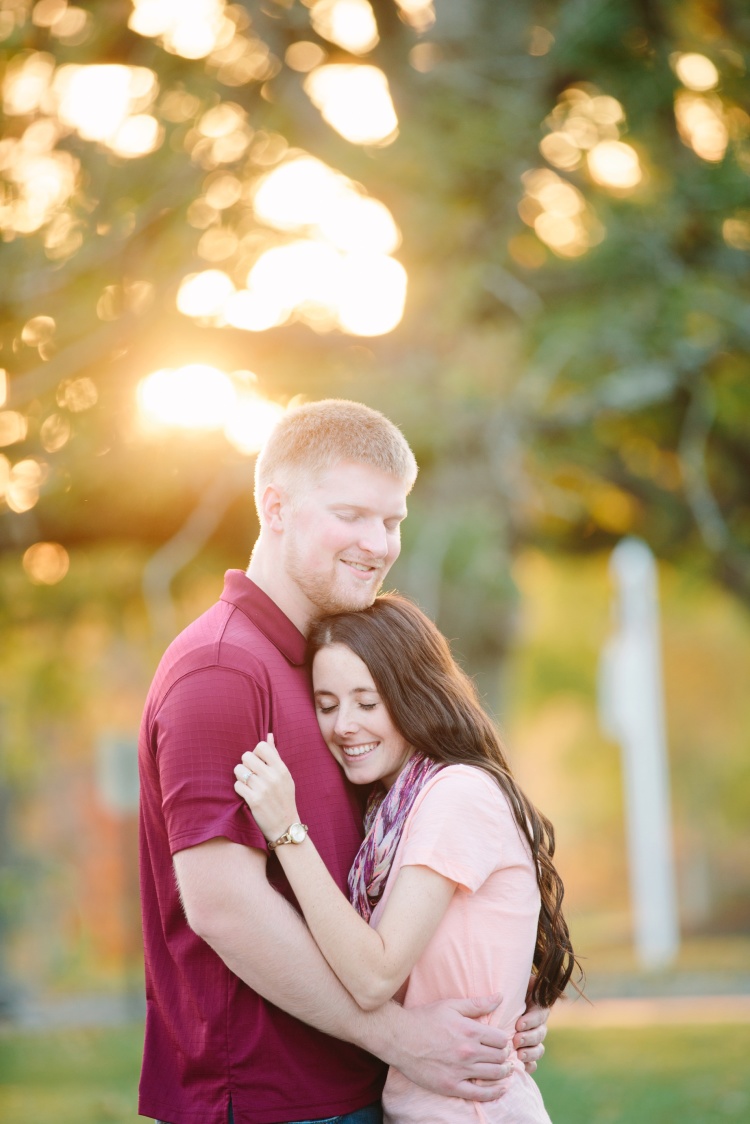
[138,400,548,1124]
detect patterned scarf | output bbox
[348,751,443,921]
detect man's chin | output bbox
[313,581,380,617]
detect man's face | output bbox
[282,460,408,618]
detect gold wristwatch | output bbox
[268,821,308,850]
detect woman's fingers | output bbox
[252,736,278,765]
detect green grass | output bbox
[536,1024,750,1123]
[0,1021,748,1123]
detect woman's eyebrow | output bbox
[313,686,376,696]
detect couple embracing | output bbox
[138,399,577,1124]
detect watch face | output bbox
[290,822,307,844]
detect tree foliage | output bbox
[1,0,749,624]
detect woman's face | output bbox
[312,643,413,790]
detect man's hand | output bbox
[513,1001,549,1074]
[387,995,514,1102]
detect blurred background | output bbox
[1,1,749,1121]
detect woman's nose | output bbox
[334,706,357,736]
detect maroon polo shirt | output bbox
[138,570,385,1124]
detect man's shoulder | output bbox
[153,597,273,697]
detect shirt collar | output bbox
[220,570,308,666]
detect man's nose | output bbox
[357,520,388,558]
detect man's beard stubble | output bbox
[285,538,385,619]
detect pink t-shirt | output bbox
[371,764,552,1124]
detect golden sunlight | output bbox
[137,366,284,452]
[176,152,405,336]
[176,269,235,317]
[137,364,237,429]
[672,52,719,92]
[247,240,342,324]
[337,254,407,336]
[304,65,398,145]
[310,0,379,55]
[252,155,400,253]
[23,541,70,585]
[0,369,6,407]
[224,389,285,455]
[53,63,161,154]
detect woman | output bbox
[234,594,579,1123]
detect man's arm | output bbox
[174,837,514,1100]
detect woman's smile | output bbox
[313,643,414,790]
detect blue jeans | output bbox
[287,1104,382,1124]
[157,1101,382,1124]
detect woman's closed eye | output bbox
[317,703,338,714]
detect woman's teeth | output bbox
[343,743,378,758]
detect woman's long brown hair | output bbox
[308,592,582,1008]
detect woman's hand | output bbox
[234,734,299,843]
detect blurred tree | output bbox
[1,0,749,629]
[2,0,750,988]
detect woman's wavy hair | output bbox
[308,592,582,1008]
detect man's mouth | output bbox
[341,559,379,576]
[340,742,379,759]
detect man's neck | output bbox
[246,547,314,637]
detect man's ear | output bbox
[260,483,286,532]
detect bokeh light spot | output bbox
[673,52,719,92]
[587,140,642,190]
[309,0,379,56]
[129,0,228,59]
[56,377,98,412]
[285,41,327,73]
[304,65,398,146]
[23,541,70,585]
[394,0,434,32]
[675,92,728,162]
[177,269,235,317]
[40,413,71,452]
[22,315,56,346]
[0,411,28,446]
[5,458,46,513]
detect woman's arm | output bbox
[234,738,457,1010]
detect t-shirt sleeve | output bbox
[397,766,512,892]
[152,665,270,855]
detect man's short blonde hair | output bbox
[254,398,418,513]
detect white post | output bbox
[598,537,680,969]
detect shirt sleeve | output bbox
[397,765,514,892]
[152,665,270,855]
